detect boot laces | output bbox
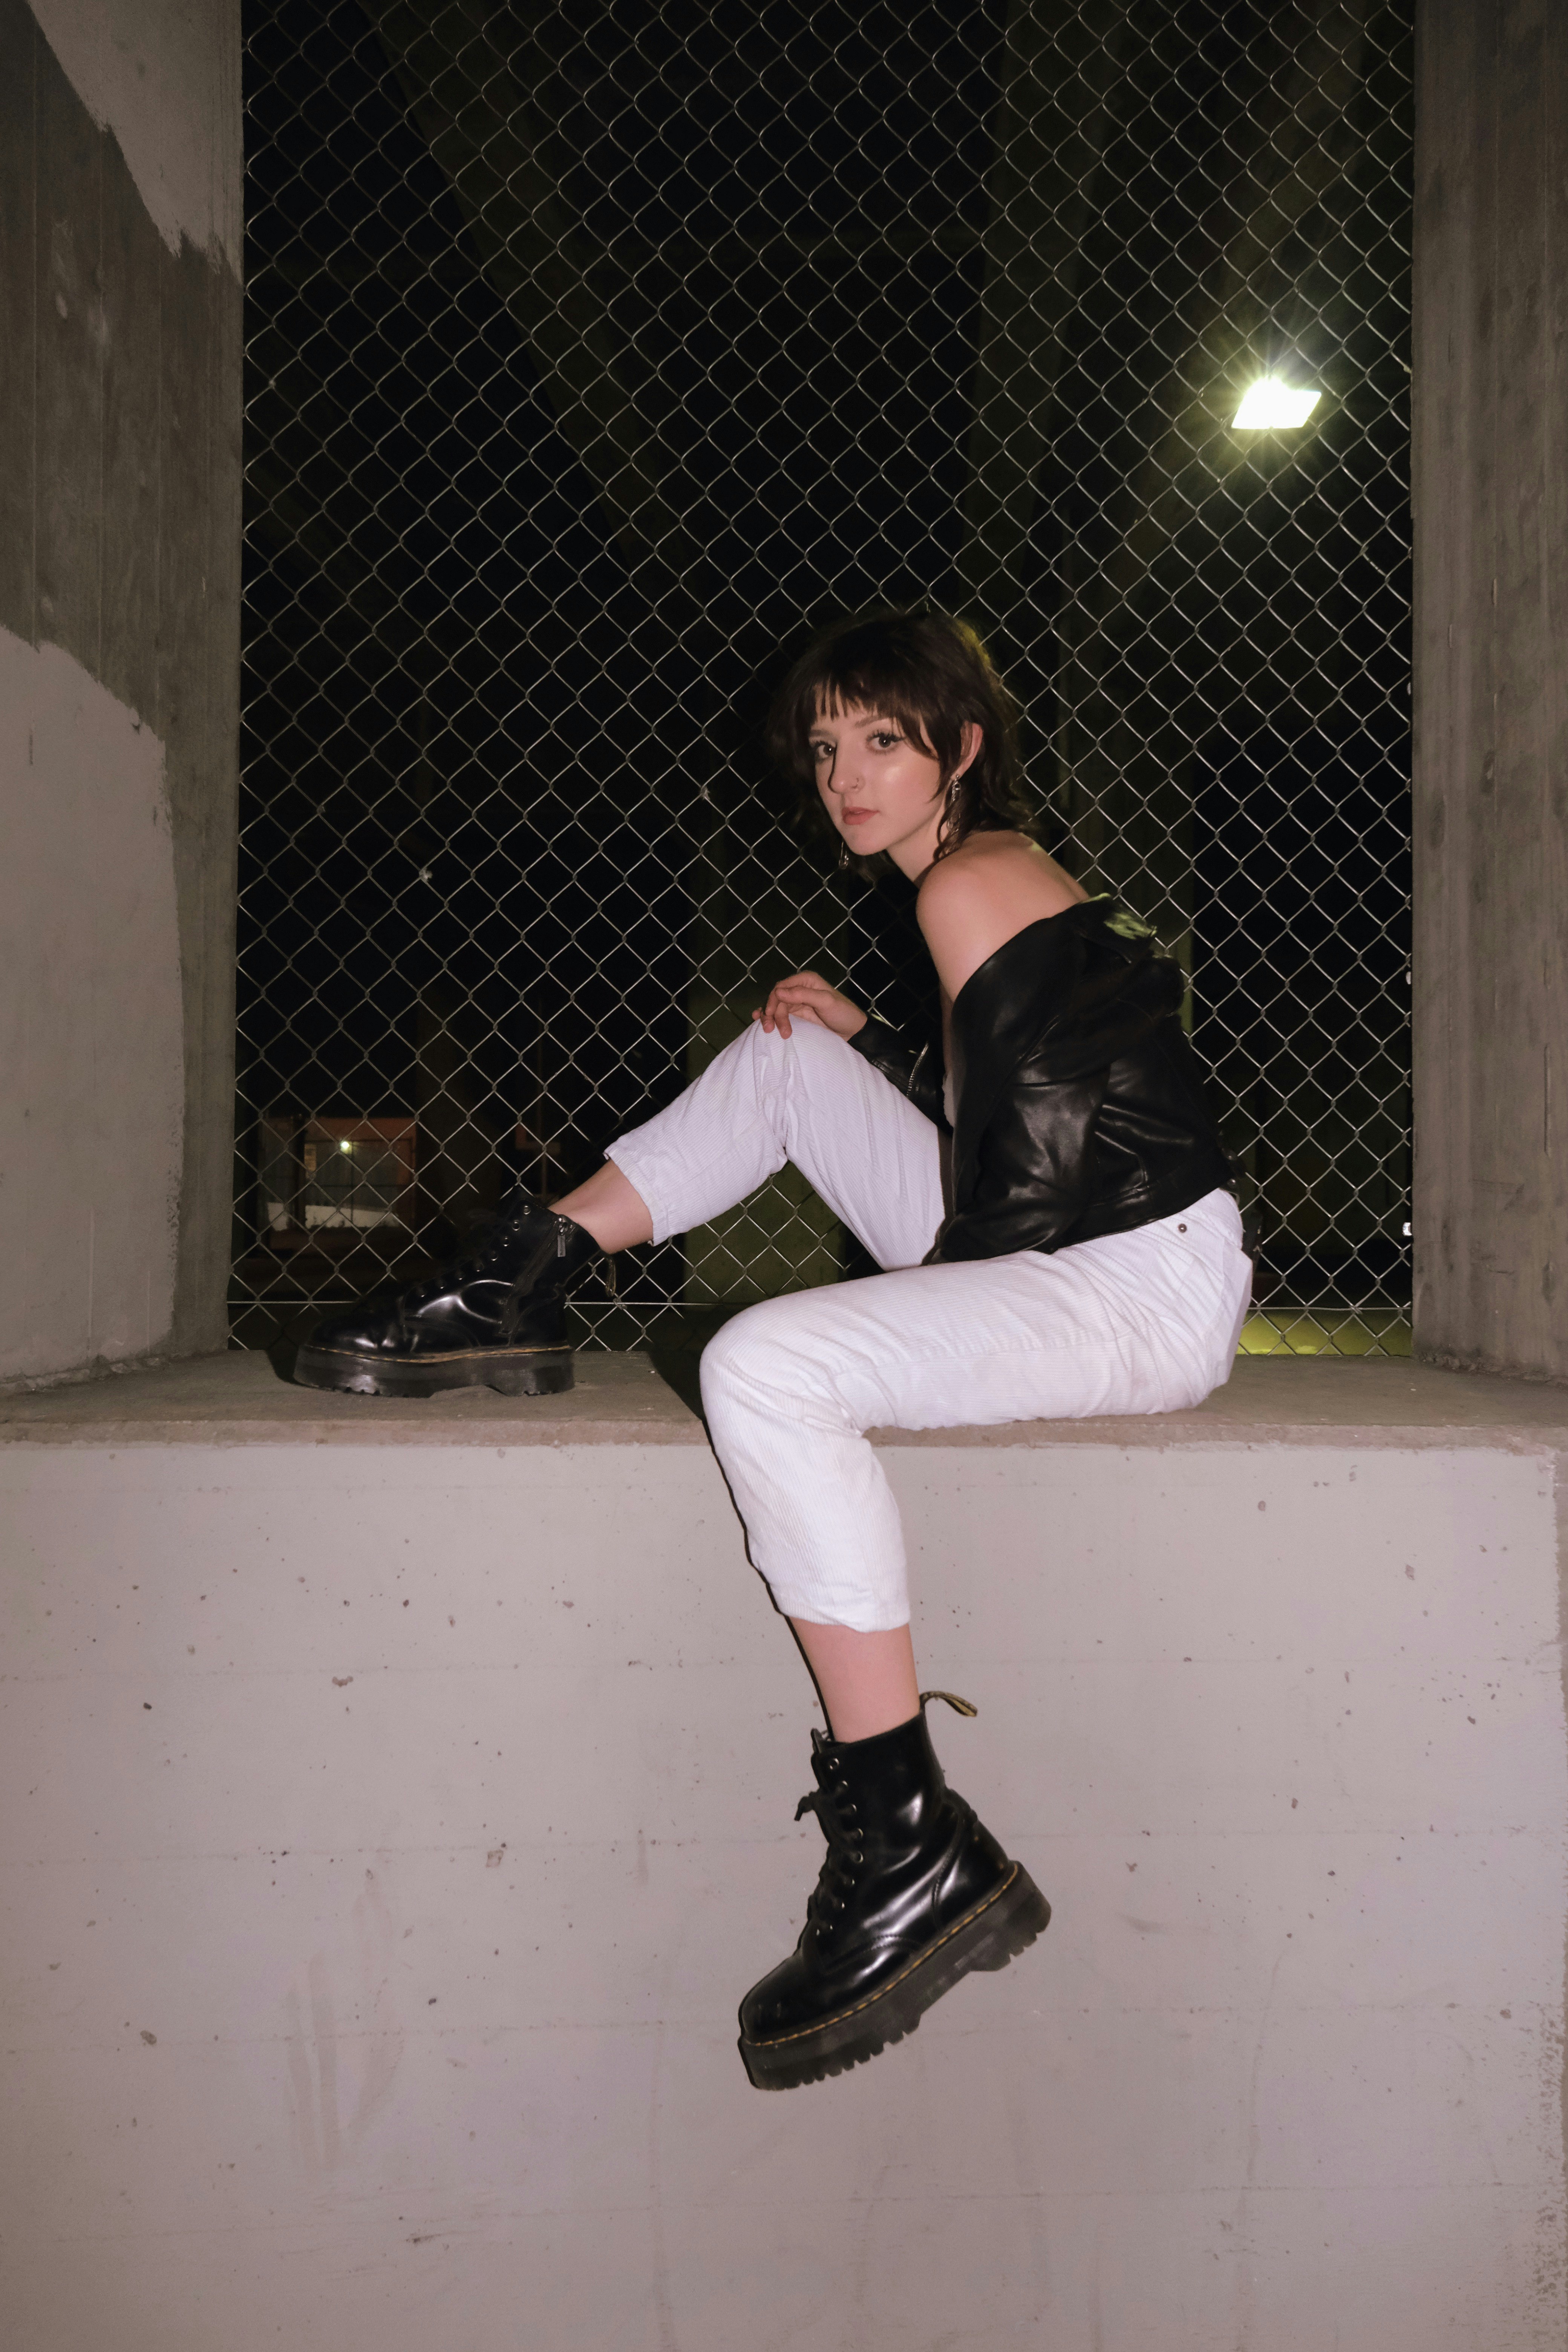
[432,1200,575,1291]
[790,1698,978,1936]
[795,1775,865,1925]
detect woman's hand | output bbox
[752,972,868,1041]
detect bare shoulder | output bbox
[917,833,1089,999]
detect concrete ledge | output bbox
[0,1346,704,1446]
[3,1354,1565,2349]
[5,1346,1568,1447]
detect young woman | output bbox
[295,609,1252,2090]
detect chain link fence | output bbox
[233,0,1413,1363]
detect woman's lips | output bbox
[841,809,876,826]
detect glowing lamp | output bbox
[1233,378,1320,429]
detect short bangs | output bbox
[767,606,1034,866]
[769,611,985,786]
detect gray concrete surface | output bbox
[0,634,186,1377]
[5,1345,1568,1446]
[0,1344,706,1445]
[2,1356,1564,2347]
[1413,0,1568,1381]
[25,0,242,271]
[0,0,241,1381]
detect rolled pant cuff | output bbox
[762,1593,912,1635]
[602,1142,679,1248]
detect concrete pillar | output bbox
[0,0,241,1383]
[1413,0,1568,1379]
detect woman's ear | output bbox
[952,722,982,783]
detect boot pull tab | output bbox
[794,1792,821,1823]
[554,1212,617,1295]
[920,1689,978,1718]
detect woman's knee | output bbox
[741,1010,858,1082]
[782,1014,860,1078]
[698,1296,796,1411]
[698,1291,862,1435]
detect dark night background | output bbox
[234,0,1412,1350]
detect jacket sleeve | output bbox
[845,1016,946,1126]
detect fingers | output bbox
[753,972,857,1042]
[758,971,818,1034]
[769,972,827,1014]
[753,985,801,1036]
[768,988,819,1039]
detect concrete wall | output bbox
[0,0,242,1382]
[1412,0,1568,1380]
[2,1354,1565,2350]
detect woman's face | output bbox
[810,701,978,880]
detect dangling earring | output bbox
[838,837,850,872]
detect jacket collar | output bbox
[947,899,1155,1176]
[949,896,1152,1022]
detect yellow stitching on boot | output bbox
[747,1863,1024,2050]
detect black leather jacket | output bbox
[847,898,1234,1262]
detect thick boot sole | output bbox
[738,1861,1050,2092]
[291,1343,575,1399]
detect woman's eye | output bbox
[871,732,900,749]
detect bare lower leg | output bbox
[551,1159,654,1254]
[790,1619,920,1744]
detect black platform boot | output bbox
[292,1197,604,1398]
[738,1693,1050,2090]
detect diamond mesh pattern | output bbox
[233,0,1413,1357]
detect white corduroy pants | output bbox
[607,1017,1252,1633]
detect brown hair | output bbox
[767,605,1037,868]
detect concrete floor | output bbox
[2,1354,1565,2349]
